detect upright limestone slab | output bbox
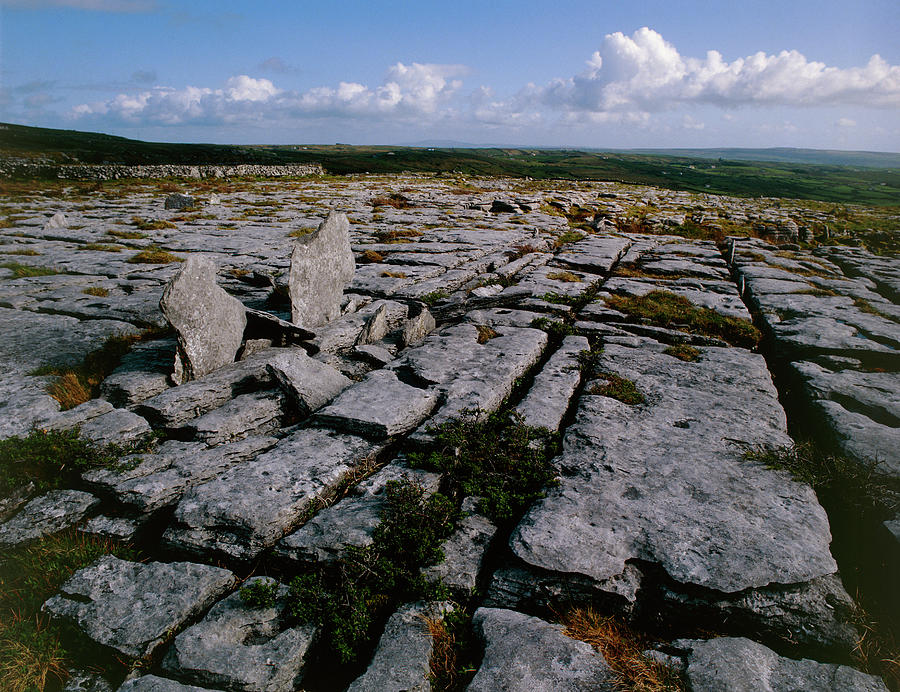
[289,211,355,328]
[160,255,246,381]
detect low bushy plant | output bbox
[588,374,646,405]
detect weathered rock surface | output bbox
[289,211,355,328]
[0,489,99,547]
[161,577,316,691]
[468,607,617,691]
[117,675,212,692]
[676,637,888,691]
[43,556,234,659]
[265,348,351,417]
[552,234,631,274]
[160,254,247,381]
[164,194,196,210]
[274,462,441,565]
[163,428,380,561]
[314,369,440,438]
[347,601,452,692]
[511,344,838,597]
[423,497,497,594]
[515,334,589,431]
[181,390,283,445]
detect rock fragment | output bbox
[160,255,247,381]
[0,489,99,548]
[164,194,196,210]
[266,348,351,417]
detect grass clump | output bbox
[530,317,578,339]
[131,216,176,231]
[0,530,138,692]
[409,411,558,523]
[240,579,279,608]
[553,230,585,247]
[106,228,147,240]
[376,228,424,242]
[540,291,581,307]
[381,270,407,279]
[427,607,480,691]
[475,324,499,344]
[82,287,110,297]
[589,374,646,405]
[546,271,583,283]
[31,332,143,410]
[288,227,315,238]
[853,297,896,322]
[560,608,686,691]
[126,247,183,264]
[420,290,449,306]
[80,243,123,253]
[663,344,701,362]
[287,478,456,664]
[603,290,761,349]
[359,249,384,263]
[371,193,413,209]
[0,262,60,279]
[0,248,39,256]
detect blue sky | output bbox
[1,0,898,150]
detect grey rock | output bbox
[135,352,272,428]
[353,344,395,367]
[164,194,196,210]
[101,338,175,408]
[401,306,436,347]
[468,608,617,691]
[79,408,152,447]
[63,670,114,692]
[40,399,114,432]
[160,255,247,381]
[83,436,277,513]
[511,344,837,594]
[357,302,389,344]
[274,462,441,565]
[265,348,351,417]
[552,234,631,274]
[314,369,440,438]
[118,675,212,691]
[0,489,99,547]
[43,556,234,659]
[289,211,355,328]
[347,601,453,692]
[163,428,380,561]
[182,390,284,445]
[80,515,143,542]
[678,637,888,691]
[46,211,68,228]
[424,498,497,594]
[515,335,589,431]
[244,307,315,347]
[161,578,316,692]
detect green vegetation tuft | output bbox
[0,262,60,279]
[663,344,701,362]
[106,228,147,240]
[588,374,646,405]
[287,478,456,664]
[419,290,449,306]
[604,290,761,348]
[82,287,109,297]
[126,247,183,264]
[131,216,176,231]
[240,579,279,609]
[530,317,578,339]
[409,411,558,523]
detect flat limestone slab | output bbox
[515,335,589,431]
[468,608,617,691]
[676,637,888,692]
[551,234,631,274]
[163,428,381,561]
[117,675,212,691]
[43,556,234,660]
[0,489,99,548]
[162,578,316,691]
[511,343,837,594]
[313,369,440,438]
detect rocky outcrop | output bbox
[0,162,324,180]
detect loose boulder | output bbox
[160,255,247,382]
[288,211,355,328]
[164,194,196,210]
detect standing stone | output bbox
[289,211,355,328]
[160,255,247,382]
[45,212,68,229]
[165,194,196,210]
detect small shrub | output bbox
[560,608,686,691]
[547,271,582,283]
[540,292,580,306]
[82,287,109,297]
[663,344,700,362]
[604,290,761,349]
[240,579,279,608]
[588,374,645,405]
[127,247,183,264]
[420,290,449,306]
[475,324,499,344]
[0,262,60,279]
[409,411,558,523]
[530,317,577,339]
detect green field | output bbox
[2,122,899,207]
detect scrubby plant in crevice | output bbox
[409,411,559,523]
[240,579,279,608]
[530,317,578,340]
[0,262,61,279]
[427,606,480,692]
[286,478,457,665]
[559,607,687,692]
[603,290,761,349]
[0,530,138,692]
[663,344,700,362]
[588,374,646,405]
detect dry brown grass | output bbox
[82,286,110,297]
[560,608,686,691]
[475,324,500,344]
[426,616,458,689]
[381,270,407,278]
[547,270,583,283]
[359,249,385,263]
